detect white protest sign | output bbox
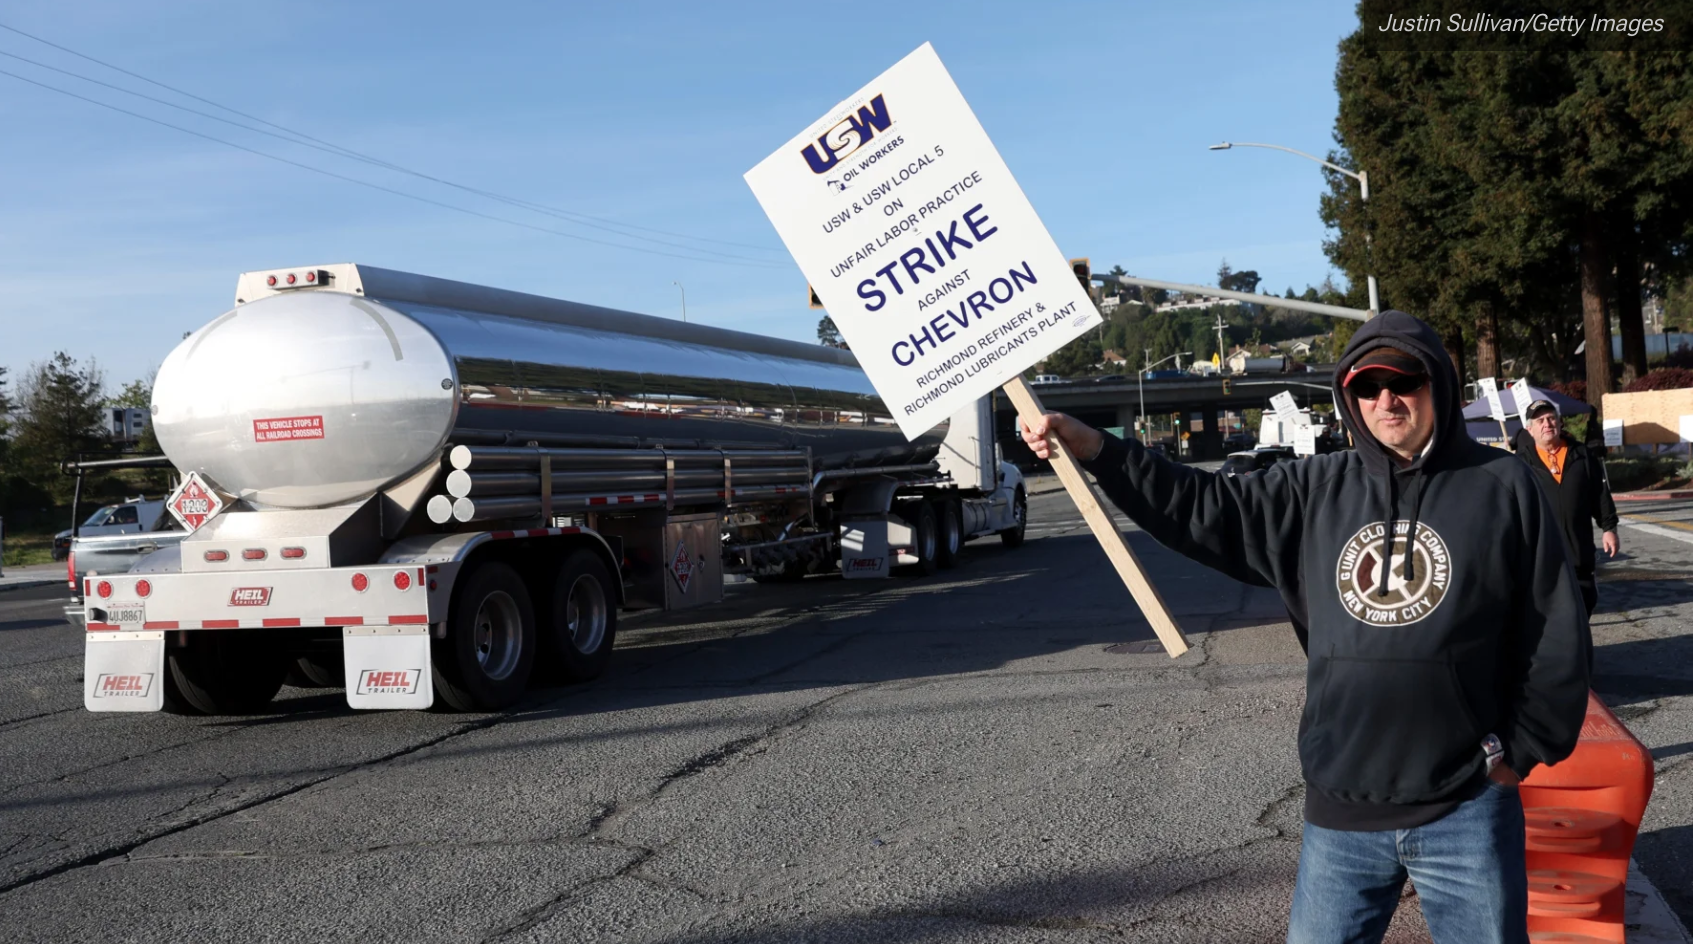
[1680,415,1695,444]
[744,43,1101,439]
[1477,377,1507,422]
[1269,391,1300,423]
[1602,418,1624,447]
[1292,423,1317,457]
[1510,378,1534,420]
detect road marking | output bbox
[1620,520,1694,545]
[1622,512,1692,532]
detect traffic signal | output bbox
[1222,378,1232,395]
[1068,258,1092,297]
[808,285,824,309]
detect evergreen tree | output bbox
[10,353,106,504]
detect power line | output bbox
[0,67,789,270]
[0,47,778,267]
[0,19,788,258]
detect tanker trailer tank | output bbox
[153,264,942,512]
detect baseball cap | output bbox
[1343,347,1425,387]
[1525,399,1559,420]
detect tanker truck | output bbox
[82,264,1027,715]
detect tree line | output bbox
[1322,9,1692,408]
[0,353,164,530]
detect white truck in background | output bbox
[84,264,1026,715]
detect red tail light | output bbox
[280,547,305,559]
[351,573,369,592]
[96,580,113,599]
[67,551,76,588]
[243,548,266,561]
[135,579,152,598]
[393,570,412,591]
[204,550,229,562]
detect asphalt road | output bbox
[0,488,1688,943]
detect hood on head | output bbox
[1332,310,1465,474]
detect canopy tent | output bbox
[1463,383,1592,444]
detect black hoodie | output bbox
[1081,311,1590,830]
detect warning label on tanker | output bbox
[253,415,324,442]
[745,42,1101,439]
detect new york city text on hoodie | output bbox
[1081,311,1590,829]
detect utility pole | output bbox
[1214,315,1228,369]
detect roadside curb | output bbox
[1614,490,1691,502]
[0,577,64,594]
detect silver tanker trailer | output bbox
[82,264,1027,715]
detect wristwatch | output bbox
[1481,733,1504,773]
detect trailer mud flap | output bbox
[839,518,889,579]
[84,631,166,712]
[343,625,434,710]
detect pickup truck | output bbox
[66,523,188,624]
[52,499,166,560]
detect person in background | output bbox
[1513,398,1619,616]
[1021,310,1590,944]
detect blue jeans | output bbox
[1287,781,1528,944]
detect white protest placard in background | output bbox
[1602,418,1624,447]
[1510,378,1535,420]
[1269,391,1300,423]
[1477,377,1506,422]
[744,42,1101,439]
[1292,423,1317,457]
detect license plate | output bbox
[105,603,145,625]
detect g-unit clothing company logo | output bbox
[1335,521,1452,626]
[800,94,894,182]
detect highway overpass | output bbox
[992,370,1338,463]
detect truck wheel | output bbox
[549,550,618,682]
[935,500,962,569]
[284,651,344,688]
[165,630,288,715]
[1000,488,1027,548]
[433,561,536,711]
[900,502,939,576]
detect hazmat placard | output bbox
[745,42,1101,438]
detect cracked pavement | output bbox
[0,489,1686,943]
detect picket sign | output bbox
[1000,377,1189,656]
[745,42,1187,656]
[1477,376,1511,444]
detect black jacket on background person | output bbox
[1079,311,1591,831]
[1510,428,1618,609]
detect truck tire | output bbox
[165,630,288,715]
[900,501,939,576]
[1000,488,1027,548]
[935,500,962,569]
[284,651,344,688]
[548,550,618,682]
[433,561,536,711]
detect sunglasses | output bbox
[1347,373,1429,400]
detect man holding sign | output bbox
[1024,311,1590,944]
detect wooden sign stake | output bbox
[1000,376,1190,657]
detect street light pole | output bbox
[672,280,687,323]
[1210,141,1379,314]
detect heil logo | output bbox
[229,587,272,606]
[847,557,884,572]
[800,95,893,174]
[357,670,420,695]
[94,673,153,697]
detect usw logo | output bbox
[800,95,893,174]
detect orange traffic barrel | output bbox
[1519,692,1654,944]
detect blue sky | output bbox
[0,1,1359,391]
